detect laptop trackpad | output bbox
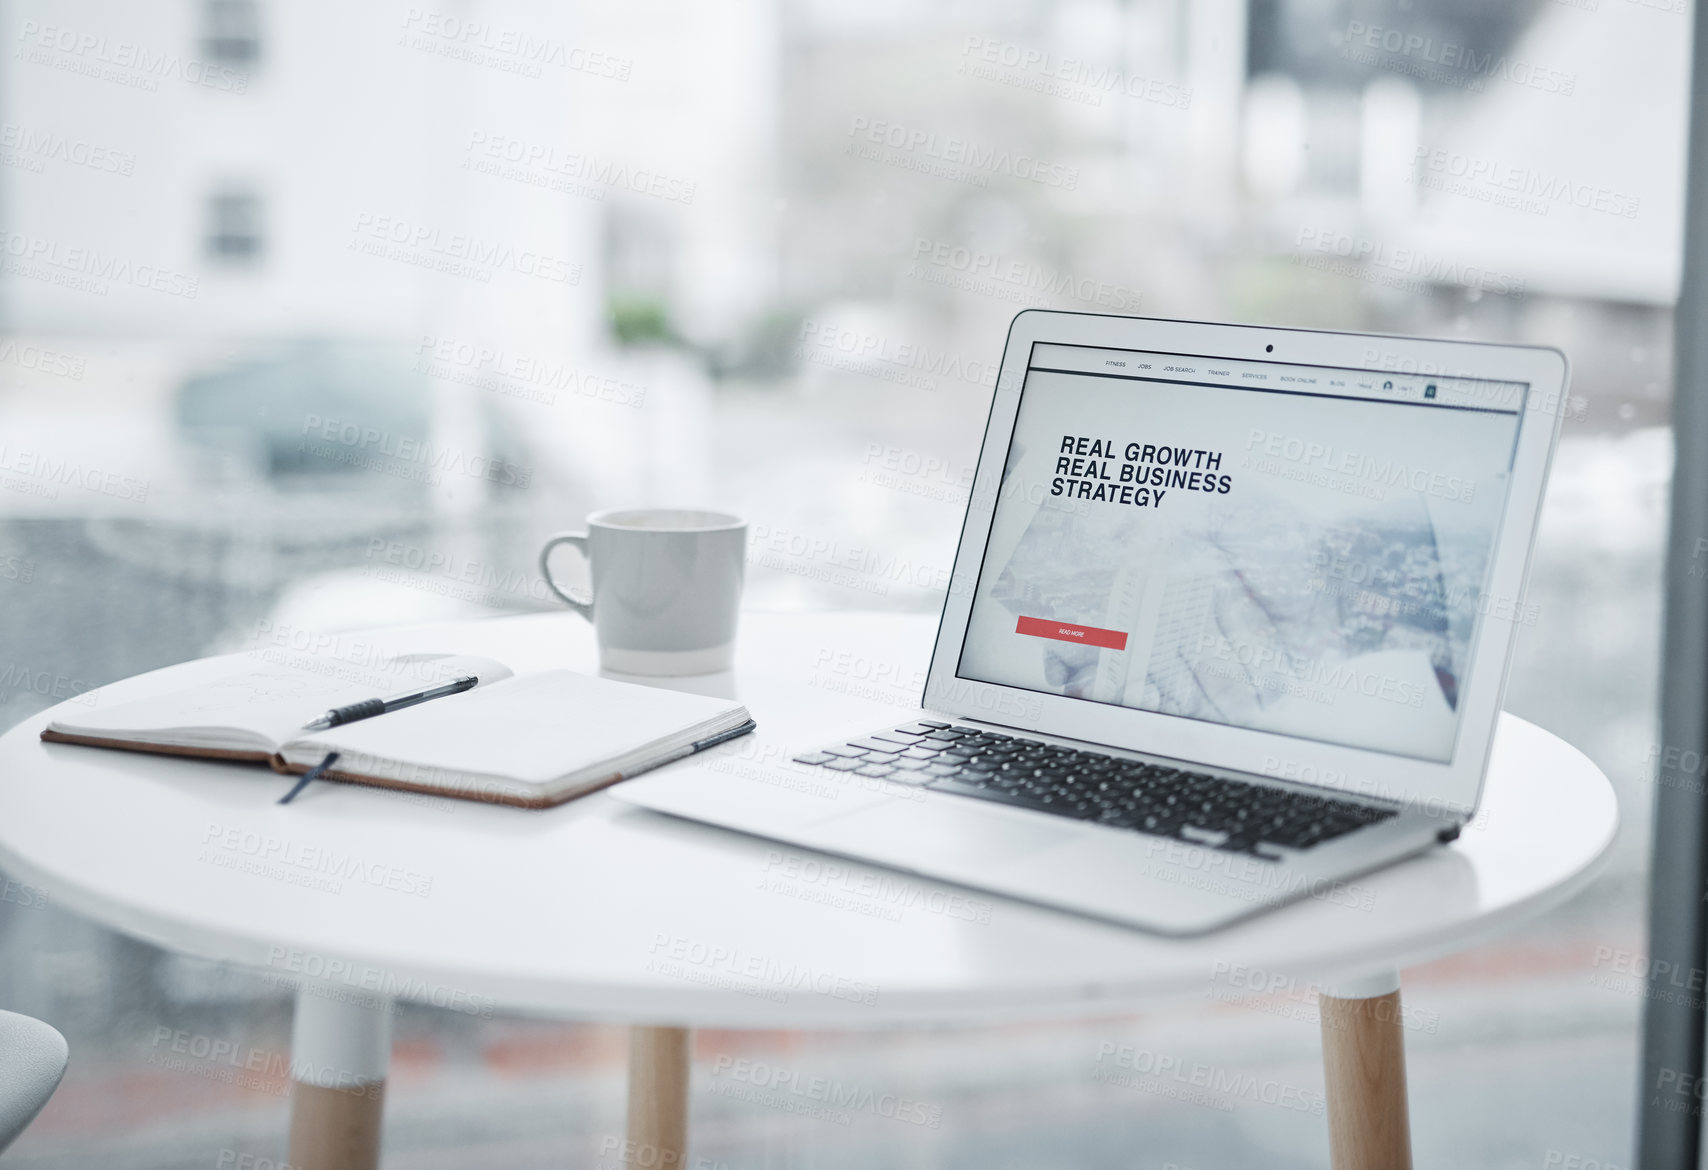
[806,799,1081,868]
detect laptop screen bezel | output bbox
[924,310,1567,818]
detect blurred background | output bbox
[0,0,1681,1165]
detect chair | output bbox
[0,1011,67,1154]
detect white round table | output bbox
[0,611,1616,1170]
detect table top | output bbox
[0,610,1617,1028]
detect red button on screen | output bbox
[1015,616,1129,651]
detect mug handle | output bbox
[539,532,594,621]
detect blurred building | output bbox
[0,0,784,353]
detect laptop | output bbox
[614,310,1568,934]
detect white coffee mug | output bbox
[539,508,746,676]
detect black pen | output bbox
[302,675,479,732]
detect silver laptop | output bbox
[614,310,1568,934]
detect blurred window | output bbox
[200,0,261,64]
[204,190,263,261]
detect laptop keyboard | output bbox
[793,721,1395,856]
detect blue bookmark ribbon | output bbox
[278,751,339,805]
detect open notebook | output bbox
[42,652,755,808]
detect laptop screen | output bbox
[956,341,1528,763]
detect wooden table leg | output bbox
[626,1025,691,1169]
[286,988,392,1170]
[1318,970,1411,1170]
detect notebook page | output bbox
[288,670,745,789]
[48,653,513,751]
